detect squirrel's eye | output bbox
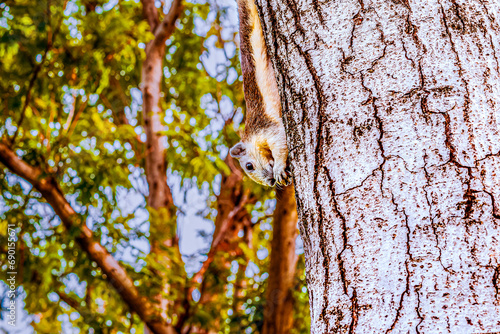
[245,163,254,171]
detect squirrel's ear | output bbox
[230,142,246,158]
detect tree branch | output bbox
[141,0,160,32]
[10,0,69,145]
[139,1,184,331]
[141,0,183,49]
[0,141,173,334]
[191,190,251,285]
[190,157,254,290]
[153,0,183,49]
[140,0,183,212]
[57,290,82,312]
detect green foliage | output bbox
[0,0,309,333]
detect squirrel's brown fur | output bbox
[230,0,290,187]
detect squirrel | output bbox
[230,0,291,187]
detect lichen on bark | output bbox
[257,0,500,332]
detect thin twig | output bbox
[10,0,69,145]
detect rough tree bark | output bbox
[262,185,298,334]
[257,0,500,333]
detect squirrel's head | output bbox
[230,141,276,187]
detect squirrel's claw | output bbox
[273,163,292,186]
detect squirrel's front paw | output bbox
[273,162,292,186]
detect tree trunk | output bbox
[262,185,298,334]
[257,0,500,332]
[140,1,183,333]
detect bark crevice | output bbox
[259,0,500,332]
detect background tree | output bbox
[0,0,309,333]
[256,0,500,333]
